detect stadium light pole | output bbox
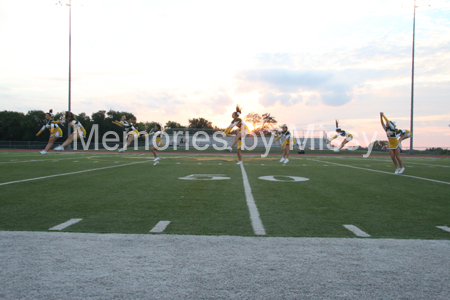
[409,0,416,154]
[56,0,74,137]
[408,0,431,154]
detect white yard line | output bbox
[436,226,450,233]
[343,225,371,237]
[0,160,150,186]
[49,219,83,231]
[308,159,450,185]
[353,158,450,168]
[150,221,171,233]
[0,156,92,164]
[239,163,266,236]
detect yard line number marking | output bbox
[308,159,450,185]
[0,160,150,186]
[240,163,266,236]
[179,174,231,180]
[259,176,309,182]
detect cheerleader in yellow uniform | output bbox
[397,128,412,149]
[223,105,249,165]
[380,112,404,174]
[36,109,64,154]
[54,111,86,151]
[327,120,353,152]
[112,116,140,153]
[142,123,163,165]
[274,125,296,164]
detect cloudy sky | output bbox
[1,0,449,148]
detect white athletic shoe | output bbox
[399,167,405,174]
[283,158,289,164]
[39,150,48,155]
[280,158,286,163]
[154,157,160,161]
[54,145,64,151]
[153,160,159,165]
[395,168,400,174]
[118,148,125,153]
[226,146,232,152]
[334,148,339,153]
[236,161,243,165]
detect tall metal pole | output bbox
[410,0,416,154]
[68,0,72,137]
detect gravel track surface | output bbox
[1,231,449,299]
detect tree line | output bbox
[0,109,277,141]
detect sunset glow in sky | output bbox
[1,0,449,148]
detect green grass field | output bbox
[0,150,449,239]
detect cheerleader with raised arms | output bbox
[380,112,404,174]
[327,120,353,152]
[223,105,249,165]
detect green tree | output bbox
[261,113,277,132]
[24,110,47,141]
[0,111,26,140]
[188,117,212,129]
[243,112,277,134]
[165,120,183,129]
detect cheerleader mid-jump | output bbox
[327,120,353,152]
[380,113,412,149]
[380,112,404,174]
[36,109,64,154]
[223,105,249,165]
[54,111,86,151]
[141,123,163,165]
[274,124,296,164]
[112,116,140,153]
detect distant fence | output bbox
[0,140,448,155]
[0,136,328,150]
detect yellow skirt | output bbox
[128,129,139,138]
[388,137,399,149]
[50,127,63,138]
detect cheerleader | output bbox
[396,127,412,149]
[112,116,140,153]
[274,125,296,164]
[380,112,404,174]
[53,111,86,151]
[36,109,63,154]
[142,123,163,165]
[223,105,249,165]
[327,120,353,152]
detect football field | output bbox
[1,150,449,239]
[1,150,450,299]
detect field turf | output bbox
[0,150,449,239]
